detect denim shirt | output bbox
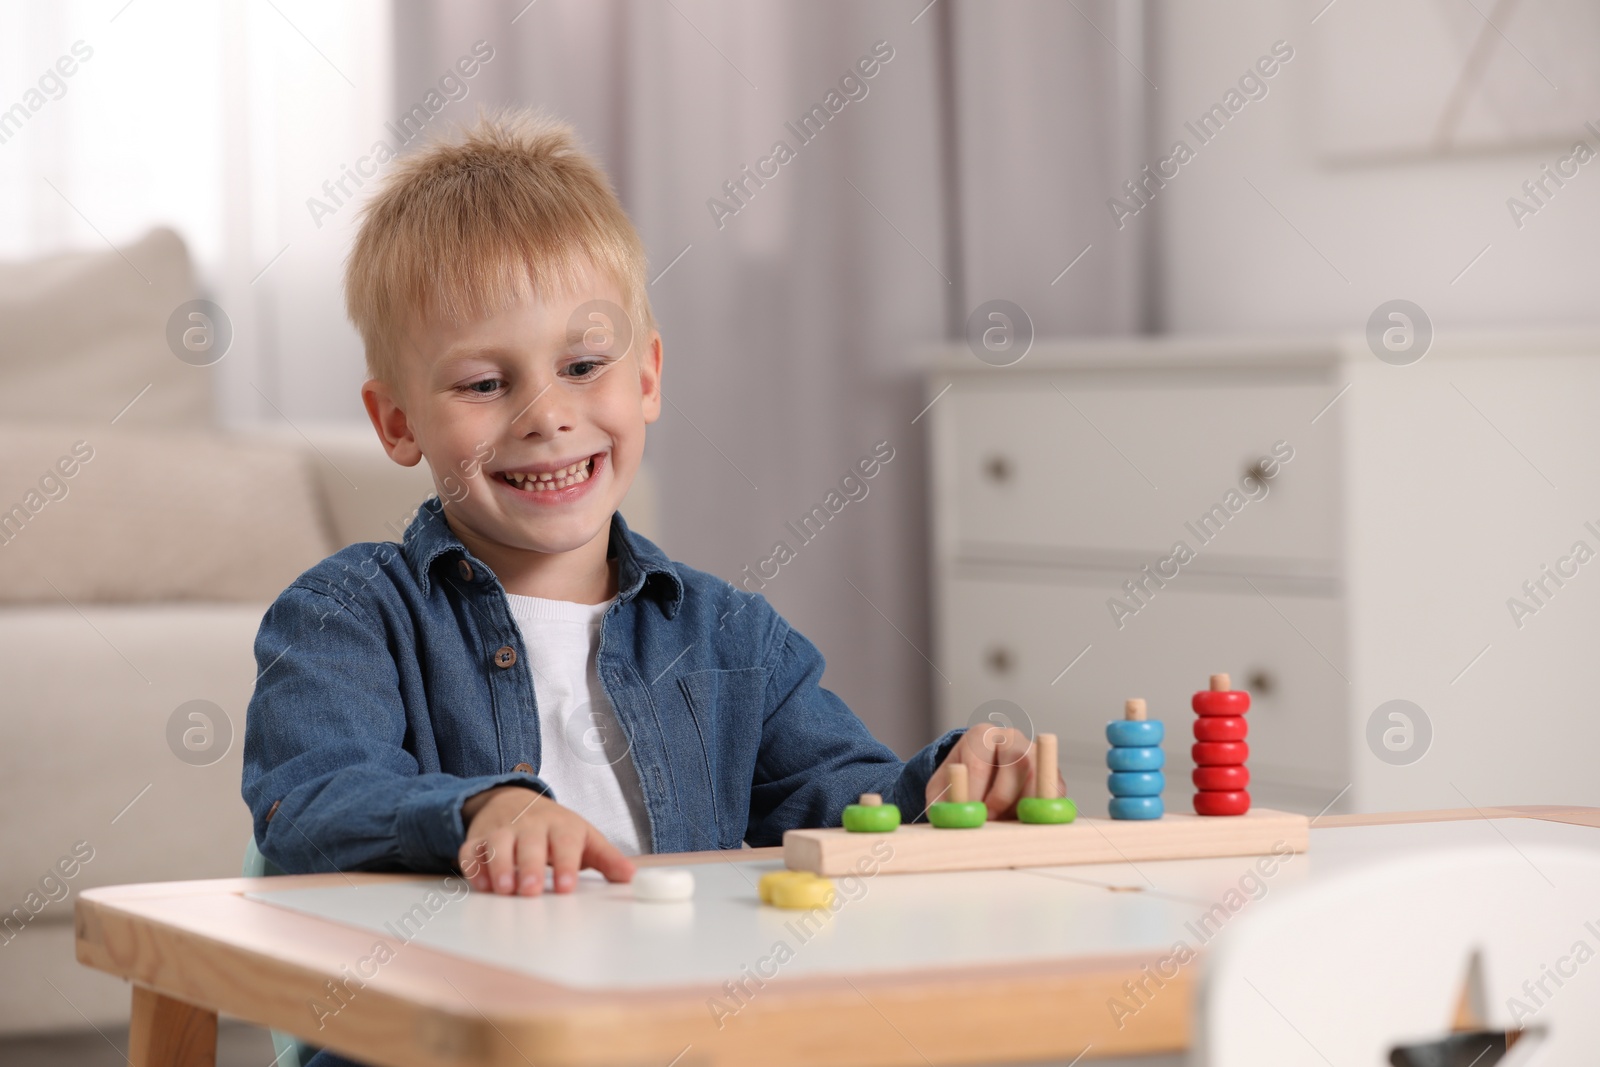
[242,495,966,874]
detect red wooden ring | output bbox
[1192,690,1250,716]
[1193,715,1248,742]
[1193,790,1251,816]
[1193,764,1250,791]
[1192,740,1249,765]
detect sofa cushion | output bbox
[0,604,260,920]
[0,424,335,603]
[0,226,212,426]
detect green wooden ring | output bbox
[928,800,988,828]
[1017,796,1078,824]
[842,803,901,832]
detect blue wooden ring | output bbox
[1106,746,1164,772]
[1106,720,1164,747]
[1108,770,1165,797]
[1109,795,1164,820]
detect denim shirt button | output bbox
[457,559,474,581]
[493,645,517,668]
[512,762,534,774]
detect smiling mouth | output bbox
[496,455,597,492]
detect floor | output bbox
[0,1018,280,1067]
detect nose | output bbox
[510,380,574,439]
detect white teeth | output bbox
[502,456,594,491]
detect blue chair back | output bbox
[242,837,317,1067]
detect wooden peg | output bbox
[1210,673,1231,692]
[859,793,883,806]
[1125,698,1147,721]
[1035,733,1059,799]
[947,762,969,804]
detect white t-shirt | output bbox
[503,592,653,856]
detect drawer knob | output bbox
[984,455,1013,483]
[985,646,1014,674]
[1246,669,1275,697]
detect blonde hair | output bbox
[345,108,655,388]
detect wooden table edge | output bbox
[75,807,1600,1067]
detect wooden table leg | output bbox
[129,985,217,1067]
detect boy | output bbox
[242,109,1050,924]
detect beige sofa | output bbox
[0,229,657,1034]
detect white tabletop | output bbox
[246,817,1600,991]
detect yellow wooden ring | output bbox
[771,874,835,910]
[758,870,813,905]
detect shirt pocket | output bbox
[676,667,766,849]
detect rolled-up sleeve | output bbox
[241,584,554,874]
[745,619,966,846]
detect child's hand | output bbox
[458,785,635,896]
[925,726,1062,819]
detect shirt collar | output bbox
[401,496,684,618]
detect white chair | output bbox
[1191,843,1600,1066]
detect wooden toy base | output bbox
[783,807,1309,876]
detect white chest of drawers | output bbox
[924,333,1600,817]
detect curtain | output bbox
[0,0,394,426]
[391,0,1143,754]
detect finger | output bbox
[548,827,585,893]
[583,827,637,883]
[984,751,1030,817]
[965,725,995,768]
[963,750,997,805]
[925,735,969,805]
[458,837,491,891]
[515,830,549,896]
[975,728,1037,811]
[990,727,1032,770]
[485,827,520,894]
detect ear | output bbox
[638,332,663,424]
[362,378,424,466]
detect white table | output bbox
[75,806,1600,1066]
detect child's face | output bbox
[364,262,661,564]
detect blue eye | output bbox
[461,378,504,395]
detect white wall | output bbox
[1151,0,1600,336]
[1149,0,1600,812]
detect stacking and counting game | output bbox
[780,672,1307,884]
[1107,698,1164,820]
[1192,672,1250,816]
